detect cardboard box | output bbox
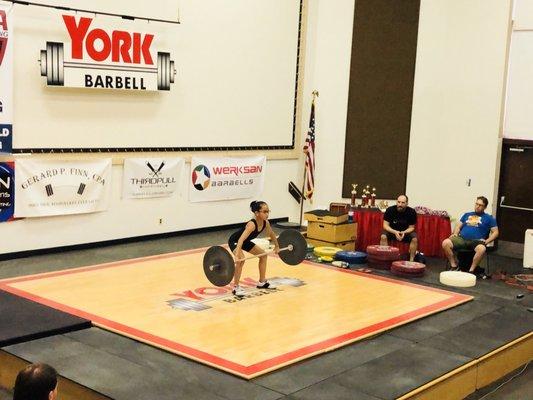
[307,221,356,242]
[306,237,355,251]
[304,209,348,224]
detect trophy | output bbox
[370,187,376,207]
[350,184,358,207]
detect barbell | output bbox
[39,42,176,90]
[202,229,307,287]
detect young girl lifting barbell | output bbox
[228,200,280,296]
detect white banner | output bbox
[189,156,266,202]
[122,157,184,199]
[0,5,13,153]
[39,14,176,91]
[15,159,111,217]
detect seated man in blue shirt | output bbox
[442,196,499,274]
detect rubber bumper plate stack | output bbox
[313,246,343,258]
[390,260,426,277]
[366,245,400,270]
[335,251,367,265]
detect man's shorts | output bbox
[450,236,485,250]
[383,231,417,243]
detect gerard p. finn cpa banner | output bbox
[0,5,13,153]
[189,156,266,202]
[122,157,184,199]
[15,159,111,218]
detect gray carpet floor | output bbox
[0,227,532,400]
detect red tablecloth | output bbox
[354,209,451,258]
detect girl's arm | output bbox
[266,221,280,253]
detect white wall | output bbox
[406,0,512,220]
[298,0,356,212]
[0,0,357,254]
[2,0,514,254]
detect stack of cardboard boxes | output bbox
[304,210,356,250]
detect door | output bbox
[497,139,533,243]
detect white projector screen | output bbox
[10,0,301,151]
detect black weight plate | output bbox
[203,246,235,287]
[278,230,307,265]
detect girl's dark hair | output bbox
[250,201,267,213]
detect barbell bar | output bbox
[202,229,307,287]
[208,244,294,270]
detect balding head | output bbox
[396,195,408,211]
[13,363,58,400]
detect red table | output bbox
[354,209,451,258]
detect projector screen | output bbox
[9,0,302,151]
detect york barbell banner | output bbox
[122,157,184,199]
[15,158,112,217]
[0,5,13,153]
[38,14,176,91]
[189,156,266,202]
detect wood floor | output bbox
[0,248,472,379]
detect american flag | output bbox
[303,100,316,200]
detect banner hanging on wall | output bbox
[39,14,176,91]
[15,158,111,217]
[122,157,184,199]
[0,162,15,222]
[189,156,266,202]
[0,5,13,153]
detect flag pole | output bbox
[299,90,319,228]
[299,158,307,228]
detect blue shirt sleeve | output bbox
[489,215,497,229]
[460,213,468,224]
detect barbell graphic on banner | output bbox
[39,42,177,91]
[44,182,87,197]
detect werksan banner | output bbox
[15,159,111,217]
[189,156,266,202]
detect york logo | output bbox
[0,10,8,67]
[63,15,153,65]
[39,15,176,91]
[167,277,305,311]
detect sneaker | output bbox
[256,280,277,289]
[232,286,246,296]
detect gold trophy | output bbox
[371,187,376,207]
[350,184,358,207]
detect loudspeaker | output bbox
[288,181,303,204]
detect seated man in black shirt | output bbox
[380,194,418,261]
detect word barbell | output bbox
[202,230,307,287]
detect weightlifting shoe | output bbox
[232,286,246,296]
[256,280,277,289]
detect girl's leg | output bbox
[249,245,267,283]
[233,260,244,287]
